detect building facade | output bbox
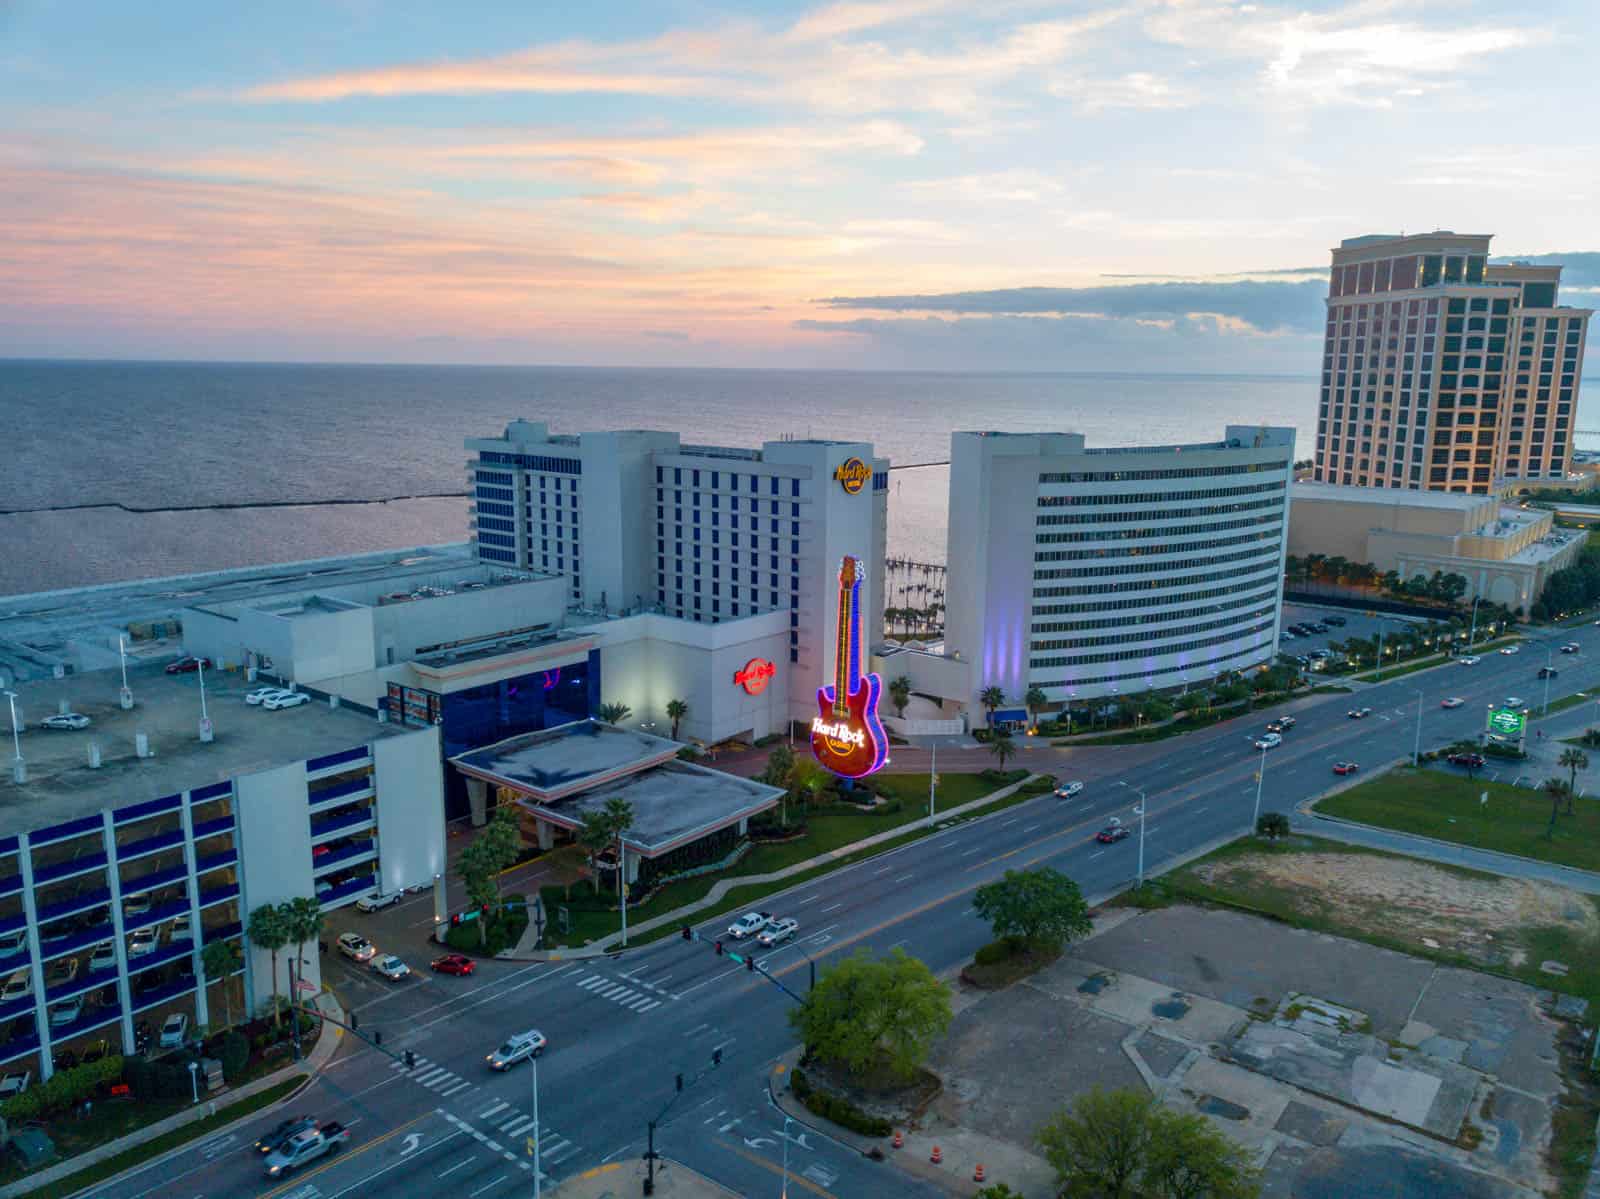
[944,427,1295,709]
[1313,232,1592,495]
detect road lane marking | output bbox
[468,1175,507,1197]
[819,903,843,914]
[439,1157,476,1178]
[259,1109,437,1199]
[892,873,914,883]
[961,846,983,856]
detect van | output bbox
[486,1029,547,1070]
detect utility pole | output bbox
[1252,743,1267,828]
[117,636,133,710]
[1116,781,1147,888]
[4,692,22,785]
[1413,691,1424,766]
[532,1051,542,1199]
[927,741,938,827]
[619,842,628,948]
[1543,645,1555,716]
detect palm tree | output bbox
[1543,777,1572,839]
[1024,685,1047,730]
[280,897,325,1022]
[666,699,688,740]
[979,685,1005,729]
[988,728,1017,773]
[597,701,632,725]
[604,797,636,897]
[247,903,290,1027]
[200,938,243,1029]
[1560,747,1589,813]
[577,809,617,895]
[888,676,912,719]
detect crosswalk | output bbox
[389,1052,474,1098]
[570,969,667,1012]
[468,1096,583,1172]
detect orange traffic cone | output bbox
[892,1130,903,1149]
[930,1145,942,1165]
[974,1163,986,1183]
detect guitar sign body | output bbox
[810,555,888,778]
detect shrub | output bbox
[797,1086,892,1137]
[789,1066,810,1100]
[219,1031,250,1082]
[973,939,1015,967]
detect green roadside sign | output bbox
[1487,707,1525,738]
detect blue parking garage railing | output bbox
[307,745,370,774]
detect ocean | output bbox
[0,360,1321,597]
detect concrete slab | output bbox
[1287,1144,1529,1199]
[1038,957,1242,1046]
[1407,967,1564,1100]
[1274,1100,1348,1147]
[1133,1032,1191,1080]
[1174,1055,1295,1152]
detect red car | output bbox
[430,953,475,976]
[1095,824,1131,844]
[1332,761,1359,776]
[164,656,211,675]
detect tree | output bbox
[1560,746,1589,813]
[979,684,1005,728]
[972,868,1093,951]
[888,675,912,719]
[789,948,951,1081]
[787,756,830,811]
[477,803,523,907]
[1037,1087,1155,1199]
[603,797,636,894]
[1543,777,1572,839]
[1024,685,1048,730]
[666,698,688,740]
[576,809,617,896]
[280,896,325,1019]
[762,742,795,786]
[1141,1107,1262,1199]
[597,701,632,725]
[247,903,290,1027]
[200,939,243,1028]
[1256,812,1290,841]
[987,727,1017,773]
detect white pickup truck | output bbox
[263,1122,349,1177]
[725,911,773,939]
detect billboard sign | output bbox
[1486,707,1525,739]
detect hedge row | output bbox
[0,1056,124,1121]
[788,1068,891,1138]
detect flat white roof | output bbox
[1291,482,1488,512]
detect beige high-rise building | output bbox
[1312,232,1591,495]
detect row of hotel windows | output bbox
[1030,616,1276,669]
[1038,480,1284,508]
[1034,529,1279,564]
[1327,254,1489,298]
[657,467,801,497]
[1032,560,1280,600]
[1030,640,1269,691]
[1038,460,1286,484]
[657,559,799,584]
[658,527,802,555]
[478,451,582,474]
[1034,545,1282,582]
[1031,582,1279,627]
[658,510,800,535]
[657,490,801,515]
[1035,513,1282,546]
[1037,496,1283,527]
[1030,602,1277,653]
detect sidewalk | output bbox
[0,990,346,1199]
[505,774,1046,960]
[552,1157,738,1198]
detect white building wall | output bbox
[287,607,374,684]
[370,578,566,663]
[234,762,319,1014]
[372,727,446,894]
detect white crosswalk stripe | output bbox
[502,1115,538,1137]
[575,972,675,1011]
[454,1104,582,1178]
[393,1054,472,1095]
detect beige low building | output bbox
[1288,481,1584,613]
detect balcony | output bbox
[312,841,376,876]
[114,793,183,826]
[132,977,196,1015]
[204,921,242,947]
[49,1002,123,1042]
[310,809,374,842]
[0,994,37,1025]
[123,897,191,936]
[126,940,191,978]
[0,874,22,900]
[37,922,113,965]
[308,775,374,809]
[0,1028,39,1065]
[194,848,238,876]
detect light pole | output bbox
[1252,742,1268,828]
[187,1060,199,1103]
[196,661,213,743]
[619,842,628,948]
[117,636,133,710]
[4,692,22,785]
[1116,782,1147,888]
[1413,691,1424,766]
[1543,645,1555,716]
[532,1051,542,1199]
[926,741,938,827]
[780,1113,793,1198]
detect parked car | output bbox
[45,958,79,986]
[127,928,158,957]
[158,1012,188,1048]
[0,1070,31,1098]
[1500,646,1520,656]
[370,954,410,982]
[49,996,83,1028]
[1254,733,1282,750]
[170,914,193,943]
[39,713,90,731]
[1458,655,1480,665]
[1448,752,1487,769]
[255,1115,317,1156]
[430,953,475,977]
[1332,762,1360,776]
[757,918,799,947]
[1052,781,1084,799]
[1441,697,1465,709]
[487,1029,547,1070]
[1096,823,1131,844]
[725,912,773,940]
[1346,708,1373,719]
[123,893,152,919]
[263,1122,348,1178]
[1,971,31,1002]
[355,891,403,913]
[88,942,117,972]
[1538,666,1559,679]
[262,691,311,710]
[1324,615,1347,626]
[244,687,284,706]
[164,656,210,675]
[336,932,376,962]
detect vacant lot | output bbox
[1318,766,1600,873]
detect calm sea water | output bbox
[0,360,1322,596]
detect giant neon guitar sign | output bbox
[810,555,887,778]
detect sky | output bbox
[2,0,1597,373]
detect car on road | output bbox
[39,713,91,731]
[1500,646,1520,656]
[430,953,475,976]
[127,928,158,957]
[255,1115,317,1156]
[725,911,773,939]
[158,1012,188,1048]
[1441,697,1465,709]
[1254,733,1282,750]
[264,1122,348,1178]
[1096,823,1131,844]
[336,932,376,962]
[1506,696,1527,709]
[1346,707,1373,719]
[1448,752,1486,769]
[369,954,410,982]
[1563,643,1581,653]
[1458,655,1481,665]
[487,1029,547,1070]
[757,918,799,948]
[1539,666,1560,679]
[1052,781,1084,799]
[164,656,210,675]
[355,891,403,913]
[1332,761,1359,776]
[261,691,311,710]
[244,686,284,705]
[1324,615,1347,626]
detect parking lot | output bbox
[1279,602,1448,666]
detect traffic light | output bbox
[675,1073,684,1092]
[450,912,462,926]
[746,954,755,972]
[349,1011,359,1031]
[714,940,724,957]
[404,1050,416,1069]
[681,926,692,941]
[712,1048,722,1067]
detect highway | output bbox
[86,618,1600,1199]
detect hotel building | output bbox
[1313,232,1592,495]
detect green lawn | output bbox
[1317,766,1600,873]
[1541,690,1600,718]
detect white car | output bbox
[370,954,410,981]
[756,918,799,948]
[89,942,117,972]
[123,893,152,919]
[337,932,376,962]
[1459,656,1481,665]
[354,892,403,913]
[1254,733,1282,750]
[158,1012,188,1048]
[1500,646,1520,656]
[170,914,193,943]
[1506,696,1528,709]
[0,1070,31,1098]
[262,691,311,710]
[1441,697,1465,709]
[725,912,773,940]
[45,958,79,985]
[1053,781,1084,799]
[127,928,158,957]
[49,996,83,1028]
[487,1029,547,1070]
[244,686,285,706]
[1,971,32,1002]
[40,713,91,731]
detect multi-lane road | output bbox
[89,616,1600,1199]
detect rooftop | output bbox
[1291,482,1489,512]
[0,663,409,838]
[450,720,680,801]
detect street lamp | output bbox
[1252,741,1268,828]
[781,1113,793,1198]
[1116,782,1147,888]
[4,692,22,785]
[117,636,134,710]
[187,1060,199,1104]
[531,1050,542,1199]
[196,661,213,744]
[1413,691,1425,766]
[927,741,939,827]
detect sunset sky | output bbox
[3,0,1596,372]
